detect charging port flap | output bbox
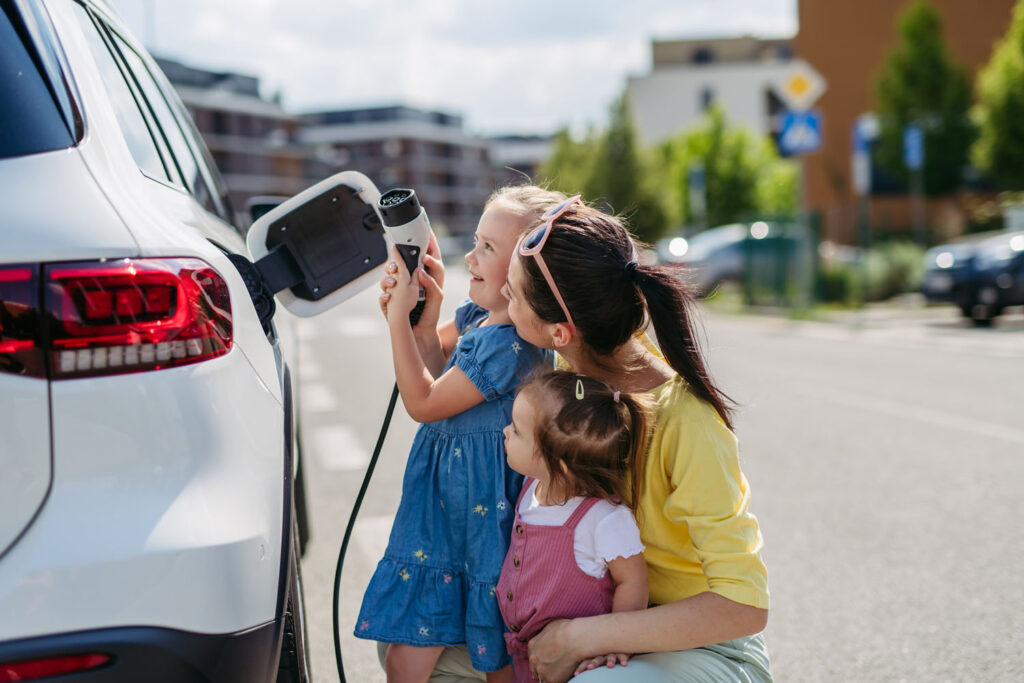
[247,171,386,317]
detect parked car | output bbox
[656,221,811,300]
[922,230,1024,324]
[0,1,351,680]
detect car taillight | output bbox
[0,653,111,681]
[0,265,45,379]
[44,258,232,379]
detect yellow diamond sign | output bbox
[773,59,826,111]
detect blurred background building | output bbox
[627,36,794,145]
[157,60,551,235]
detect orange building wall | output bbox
[794,0,1016,243]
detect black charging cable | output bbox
[332,382,400,683]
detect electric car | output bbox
[0,0,361,680]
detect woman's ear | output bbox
[548,322,575,349]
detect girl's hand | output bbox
[378,261,399,319]
[385,244,421,326]
[573,653,629,676]
[528,619,581,683]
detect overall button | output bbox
[506,591,513,601]
[513,556,520,567]
[515,525,524,535]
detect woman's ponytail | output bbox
[634,265,735,430]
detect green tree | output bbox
[537,127,595,196]
[660,106,792,226]
[539,97,668,242]
[873,0,974,195]
[972,0,1024,189]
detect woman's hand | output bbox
[573,653,629,676]
[528,619,581,683]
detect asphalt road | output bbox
[295,266,1024,682]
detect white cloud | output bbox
[107,0,797,134]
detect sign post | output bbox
[904,123,926,246]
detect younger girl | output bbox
[355,187,563,682]
[497,371,651,683]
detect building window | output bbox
[692,47,714,65]
[700,87,715,112]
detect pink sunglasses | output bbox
[517,195,582,327]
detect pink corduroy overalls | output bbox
[496,480,615,683]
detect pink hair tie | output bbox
[613,390,621,403]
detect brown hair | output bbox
[520,371,652,513]
[484,184,566,233]
[515,201,736,430]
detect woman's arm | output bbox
[572,553,649,675]
[530,593,768,683]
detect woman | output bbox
[498,195,771,682]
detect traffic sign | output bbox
[903,123,924,171]
[778,109,822,156]
[771,59,827,111]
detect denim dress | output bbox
[355,300,552,672]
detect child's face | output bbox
[464,206,520,313]
[503,392,547,480]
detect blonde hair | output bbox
[484,185,566,234]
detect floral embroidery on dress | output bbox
[511,341,522,355]
[359,621,369,631]
[473,504,488,516]
[419,627,431,637]
[414,549,428,562]
[443,574,453,584]
[453,448,462,458]
[399,569,411,581]
[496,501,507,511]
[489,586,497,597]
[477,644,488,655]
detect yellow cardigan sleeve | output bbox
[645,389,769,609]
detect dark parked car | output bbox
[922,230,1024,324]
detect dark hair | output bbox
[516,202,736,429]
[520,371,651,514]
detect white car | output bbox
[0,1,383,680]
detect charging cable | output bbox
[332,383,400,683]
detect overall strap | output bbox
[565,496,602,527]
[514,477,534,510]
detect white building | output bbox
[626,36,795,146]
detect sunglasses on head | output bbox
[517,195,582,327]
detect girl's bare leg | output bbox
[385,643,445,683]
[486,664,514,683]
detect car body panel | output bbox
[0,376,51,560]
[0,351,285,640]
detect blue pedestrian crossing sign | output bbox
[778,109,823,156]
[903,123,924,171]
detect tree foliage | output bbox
[873,0,974,195]
[539,96,668,243]
[660,106,796,227]
[972,0,1024,190]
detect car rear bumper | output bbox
[0,621,279,683]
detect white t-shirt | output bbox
[517,479,645,579]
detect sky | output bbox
[107,0,797,137]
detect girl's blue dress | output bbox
[355,300,552,672]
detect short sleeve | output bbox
[453,299,486,334]
[453,326,549,401]
[593,506,645,563]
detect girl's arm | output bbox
[531,593,768,683]
[572,553,648,675]
[386,246,485,423]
